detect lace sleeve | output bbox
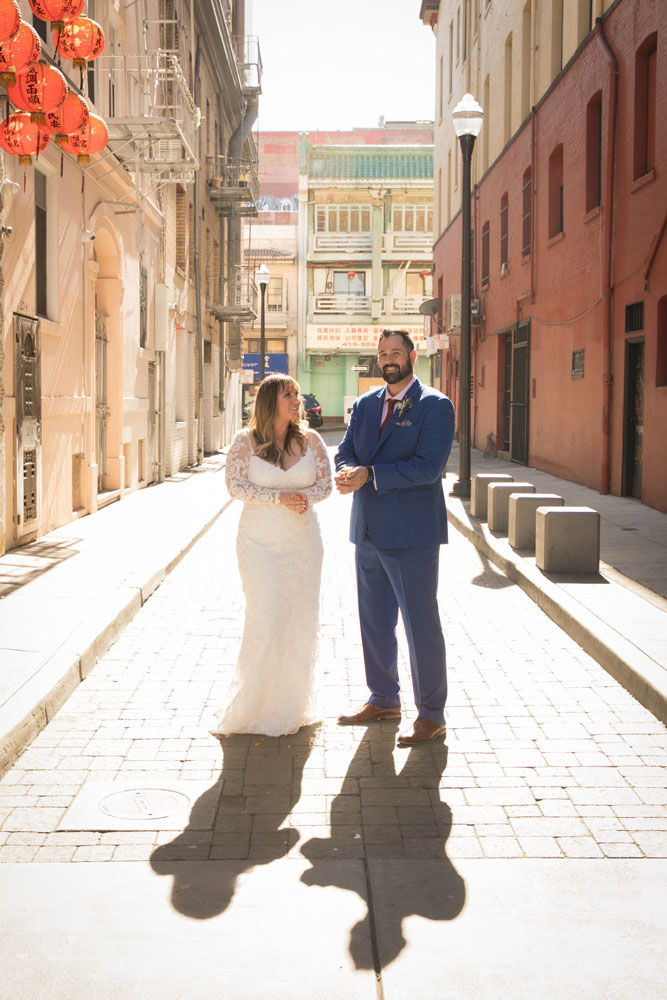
[301,431,333,505]
[225,430,281,506]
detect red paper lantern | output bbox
[347,270,356,278]
[7,61,67,123]
[420,269,430,276]
[0,0,20,45]
[45,90,88,140]
[59,111,108,164]
[54,16,104,70]
[27,0,84,31]
[0,111,50,164]
[0,21,41,87]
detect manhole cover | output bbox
[99,788,191,821]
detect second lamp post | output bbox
[257,263,271,380]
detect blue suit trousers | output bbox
[355,537,447,725]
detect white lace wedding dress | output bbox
[213,428,332,736]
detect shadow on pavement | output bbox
[299,724,466,970]
[149,727,316,920]
[0,536,82,598]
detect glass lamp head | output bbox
[452,93,484,138]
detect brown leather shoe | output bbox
[337,702,402,726]
[397,718,447,745]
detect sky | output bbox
[248,0,436,132]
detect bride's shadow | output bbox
[150,726,318,919]
[300,724,466,969]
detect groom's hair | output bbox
[378,329,415,352]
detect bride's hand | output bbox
[279,491,308,515]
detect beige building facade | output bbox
[1,0,260,554]
[429,0,617,233]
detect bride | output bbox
[213,374,332,737]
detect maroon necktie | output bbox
[380,397,396,435]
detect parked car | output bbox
[301,393,323,428]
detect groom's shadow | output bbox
[150,726,317,919]
[300,724,466,969]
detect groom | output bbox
[334,330,455,745]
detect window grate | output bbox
[625,301,644,333]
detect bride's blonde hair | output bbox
[250,374,308,467]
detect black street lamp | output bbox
[450,93,483,500]
[257,264,270,380]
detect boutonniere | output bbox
[396,396,413,420]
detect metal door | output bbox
[622,339,644,499]
[14,314,41,536]
[510,320,530,465]
[95,310,108,492]
[147,361,157,483]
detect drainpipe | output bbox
[596,19,618,495]
[194,39,203,464]
[530,108,536,303]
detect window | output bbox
[634,34,657,180]
[548,144,564,238]
[657,296,667,387]
[267,276,284,311]
[522,168,531,256]
[392,205,433,233]
[333,272,366,295]
[449,21,453,95]
[586,91,602,212]
[500,194,509,270]
[107,21,119,117]
[481,222,490,285]
[521,1,531,120]
[482,75,490,172]
[625,301,644,334]
[87,0,97,103]
[463,0,468,61]
[245,338,286,353]
[140,267,148,348]
[456,7,460,63]
[572,349,584,379]
[551,0,563,77]
[315,205,372,233]
[175,187,186,270]
[504,33,513,145]
[577,0,592,45]
[439,55,444,120]
[35,169,47,317]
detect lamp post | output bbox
[450,93,483,499]
[257,263,271,380]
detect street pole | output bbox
[257,264,270,382]
[452,133,474,498]
[450,93,483,500]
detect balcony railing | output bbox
[312,233,373,253]
[384,295,431,315]
[207,152,259,216]
[311,294,372,314]
[102,51,199,180]
[384,232,433,254]
[233,35,262,93]
[210,264,257,321]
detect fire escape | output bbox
[208,35,262,328]
[101,5,200,182]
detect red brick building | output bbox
[432,0,666,512]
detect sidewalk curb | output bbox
[446,499,667,727]
[0,495,235,777]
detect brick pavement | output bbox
[1,464,665,867]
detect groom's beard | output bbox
[382,359,413,384]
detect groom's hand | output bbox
[334,466,369,494]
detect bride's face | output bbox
[276,385,302,425]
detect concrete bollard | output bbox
[488,482,536,533]
[470,473,514,519]
[509,493,564,550]
[535,506,601,573]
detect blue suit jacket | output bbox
[335,378,456,549]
